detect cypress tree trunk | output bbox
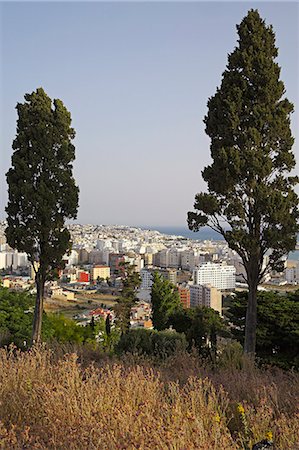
[244,280,258,354]
[32,272,45,344]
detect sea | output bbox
[146,225,299,261]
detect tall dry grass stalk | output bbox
[0,346,298,449]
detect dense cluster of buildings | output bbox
[1,221,299,319]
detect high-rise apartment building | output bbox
[189,284,222,315]
[193,262,235,290]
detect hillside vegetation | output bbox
[0,346,298,449]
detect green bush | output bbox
[0,288,34,348]
[116,328,187,358]
[0,288,101,348]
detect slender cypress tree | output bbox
[6,88,79,344]
[151,272,182,331]
[188,10,298,354]
[114,262,141,335]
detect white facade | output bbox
[12,252,28,269]
[67,250,79,267]
[193,262,236,290]
[0,251,28,270]
[285,262,299,284]
[0,253,7,269]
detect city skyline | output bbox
[1,1,298,226]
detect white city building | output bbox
[65,250,79,267]
[285,262,299,284]
[0,251,14,269]
[193,262,236,290]
[12,252,28,269]
[0,251,29,270]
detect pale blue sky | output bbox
[1,1,298,227]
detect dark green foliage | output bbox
[5,88,79,343]
[188,10,298,354]
[170,306,229,358]
[0,288,99,347]
[114,262,141,335]
[116,328,187,358]
[45,314,99,344]
[0,288,34,348]
[151,272,183,331]
[226,290,299,368]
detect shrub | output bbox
[116,328,187,358]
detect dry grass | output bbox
[0,347,298,449]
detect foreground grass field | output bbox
[0,347,298,449]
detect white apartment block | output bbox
[193,262,236,290]
[0,251,28,270]
[12,252,28,269]
[64,250,79,267]
[189,284,222,315]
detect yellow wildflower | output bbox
[214,413,221,423]
[266,431,273,441]
[237,403,245,415]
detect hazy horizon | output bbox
[1,1,298,226]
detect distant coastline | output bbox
[143,225,299,261]
[150,226,224,241]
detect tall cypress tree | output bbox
[114,262,141,335]
[151,272,182,331]
[188,10,298,354]
[6,88,79,344]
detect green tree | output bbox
[151,272,182,331]
[116,328,187,358]
[170,306,228,358]
[0,288,34,348]
[45,314,100,344]
[0,288,103,347]
[188,10,298,354]
[226,290,299,368]
[114,262,141,335]
[5,88,79,344]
